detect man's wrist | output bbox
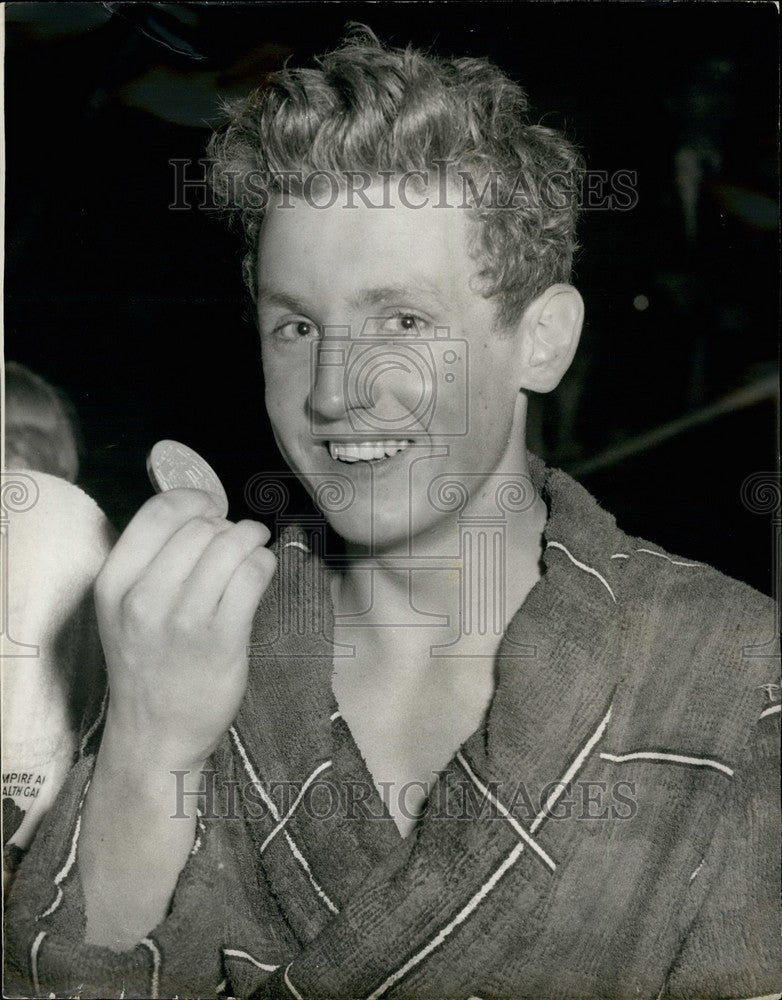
[96,723,208,800]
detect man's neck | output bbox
[331,457,548,657]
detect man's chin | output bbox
[322,507,413,555]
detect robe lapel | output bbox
[234,530,406,943]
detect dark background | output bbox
[4,2,779,592]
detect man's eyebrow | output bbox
[256,283,447,316]
[256,287,315,315]
[349,284,446,312]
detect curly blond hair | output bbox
[208,26,583,326]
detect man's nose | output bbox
[309,340,349,423]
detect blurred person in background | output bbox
[3,361,82,483]
[2,361,114,897]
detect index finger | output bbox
[99,488,227,595]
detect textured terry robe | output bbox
[5,460,781,1000]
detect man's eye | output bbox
[274,319,321,341]
[381,313,426,335]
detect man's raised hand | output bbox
[94,488,276,774]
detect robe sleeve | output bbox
[661,707,782,1000]
[3,746,291,999]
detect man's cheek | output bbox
[265,414,300,472]
[264,393,294,437]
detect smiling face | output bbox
[256,182,531,552]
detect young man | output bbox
[6,30,780,1000]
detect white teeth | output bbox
[328,440,412,462]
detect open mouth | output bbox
[328,439,413,463]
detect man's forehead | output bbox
[261,180,473,232]
[258,191,475,312]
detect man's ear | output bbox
[516,284,584,393]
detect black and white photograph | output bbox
[2,3,780,998]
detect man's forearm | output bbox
[79,730,205,951]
